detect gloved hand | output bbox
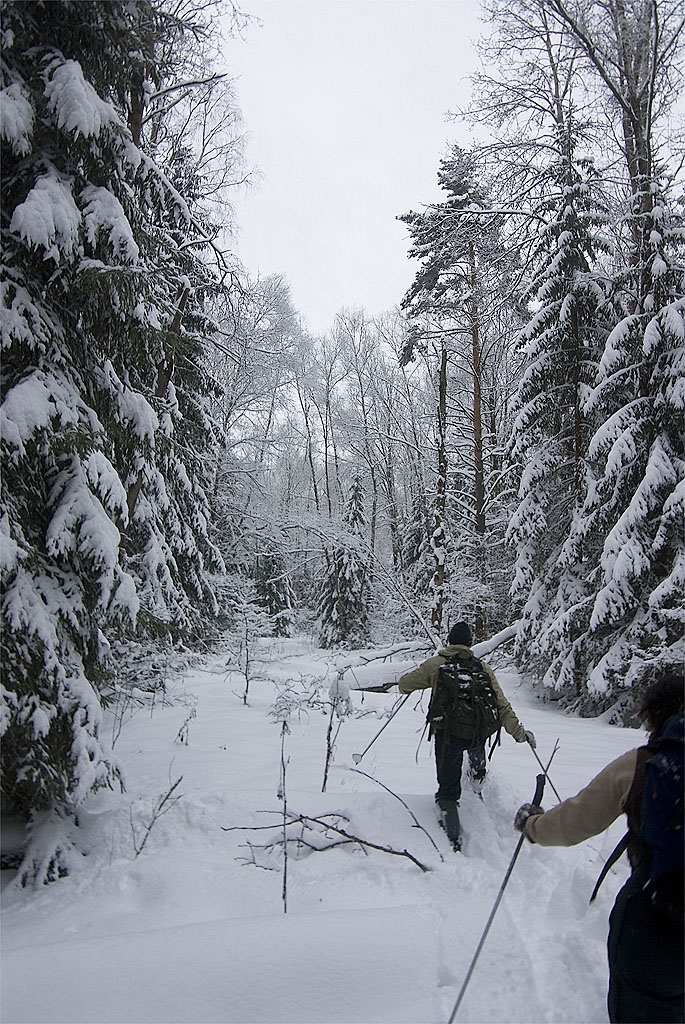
[514,803,543,833]
[523,730,536,748]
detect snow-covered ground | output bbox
[1,637,643,1024]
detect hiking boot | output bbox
[436,799,461,849]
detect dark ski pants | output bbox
[434,729,486,804]
[607,874,684,1023]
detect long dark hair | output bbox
[639,671,685,736]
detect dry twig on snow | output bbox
[222,810,431,873]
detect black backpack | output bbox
[427,652,500,743]
[640,715,684,921]
[591,714,684,923]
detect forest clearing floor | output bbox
[1,636,642,1024]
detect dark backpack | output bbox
[427,652,500,742]
[640,715,684,921]
[591,715,684,923]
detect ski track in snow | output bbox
[1,637,641,1024]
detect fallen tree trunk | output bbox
[472,622,519,659]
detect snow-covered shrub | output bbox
[225,592,273,705]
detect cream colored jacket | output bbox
[524,748,639,846]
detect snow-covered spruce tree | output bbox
[507,125,612,693]
[556,186,685,708]
[253,540,296,637]
[515,0,685,710]
[1,0,230,882]
[317,476,370,647]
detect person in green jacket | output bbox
[397,620,535,850]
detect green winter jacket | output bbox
[397,644,527,742]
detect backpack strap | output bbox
[589,745,652,904]
[589,831,630,903]
[623,744,655,870]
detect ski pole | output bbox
[527,739,563,802]
[352,693,411,764]
[353,682,396,693]
[415,718,429,763]
[446,739,560,1024]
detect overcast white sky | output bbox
[223,1,484,333]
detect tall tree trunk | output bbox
[469,242,486,536]
[128,33,154,147]
[431,340,448,633]
[400,362,432,551]
[318,401,333,518]
[296,385,320,513]
[571,306,584,496]
[381,410,402,571]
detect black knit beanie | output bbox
[447,621,472,647]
